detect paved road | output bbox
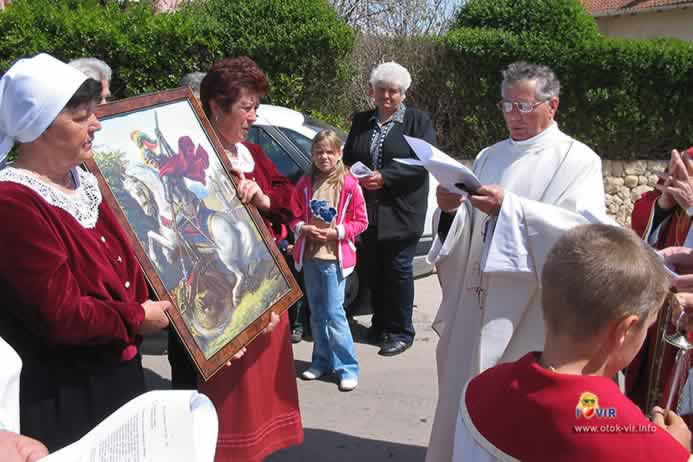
[142,274,442,462]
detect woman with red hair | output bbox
[168,56,303,462]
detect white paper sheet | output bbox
[396,135,482,195]
[41,390,218,462]
[349,161,374,178]
[0,336,21,433]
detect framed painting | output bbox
[85,88,302,381]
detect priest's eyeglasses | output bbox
[496,100,547,114]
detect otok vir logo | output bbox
[575,392,616,419]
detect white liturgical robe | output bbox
[0,335,21,433]
[425,123,607,462]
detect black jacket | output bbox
[343,106,437,241]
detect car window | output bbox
[275,127,314,157]
[248,126,304,183]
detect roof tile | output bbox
[582,0,693,14]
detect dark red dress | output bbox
[0,167,148,451]
[198,142,304,462]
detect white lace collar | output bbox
[225,143,256,173]
[0,166,102,228]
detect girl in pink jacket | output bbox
[291,129,368,391]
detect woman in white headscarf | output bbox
[0,53,170,451]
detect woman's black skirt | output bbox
[19,352,146,452]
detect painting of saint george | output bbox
[85,88,301,380]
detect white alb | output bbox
[425,123,609,462]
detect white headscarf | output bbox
[0,53,88,166]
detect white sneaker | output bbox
[301,368,324,380]
[339,377,358,392]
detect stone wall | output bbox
[603,160,667,226]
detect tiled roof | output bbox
[582,0,693,14]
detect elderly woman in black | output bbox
[343,61,436,357]
[0,54,169,451]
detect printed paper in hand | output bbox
[40,390,218,462]
[350,161,374,178]
[396,136,481,195]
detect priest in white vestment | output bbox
[425,62,608,462]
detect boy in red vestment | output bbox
[454,224,692,461]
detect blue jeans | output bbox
[303,259,359,380]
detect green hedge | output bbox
[434,0,693,160]
[454,0,601,46]
[0,0,354,110]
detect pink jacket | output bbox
[290,174,368,277]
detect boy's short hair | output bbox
[542,224,670,340]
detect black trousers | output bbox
[168,328,198,390]
[20,354,146,452]
[360,226,418,344]
[284,250,310,334]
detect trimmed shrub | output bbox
[0,0,354,111]
[454,0,601,46]
[432,0,693,159]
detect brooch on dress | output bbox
[310,199,337,224]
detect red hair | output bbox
[200,56,268,117]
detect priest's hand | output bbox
[673,276,693,292]
[652,406,692,451]
[138,300,171,335]
[470,185,505,216]
[660,246,693,262]
[0,431,49,462]
[436,185,465,213]
[660,246,693,281]
[656,149,693,210]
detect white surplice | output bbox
[425,123,607,462]
[0,335,21,433]
[453,411,511,462]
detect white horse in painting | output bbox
[122,164,266,305]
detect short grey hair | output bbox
[369,61,412,94]
[180,72,206,98]
[501,61,560,101]
[68,57,112,82]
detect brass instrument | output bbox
[645,293,693,415]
